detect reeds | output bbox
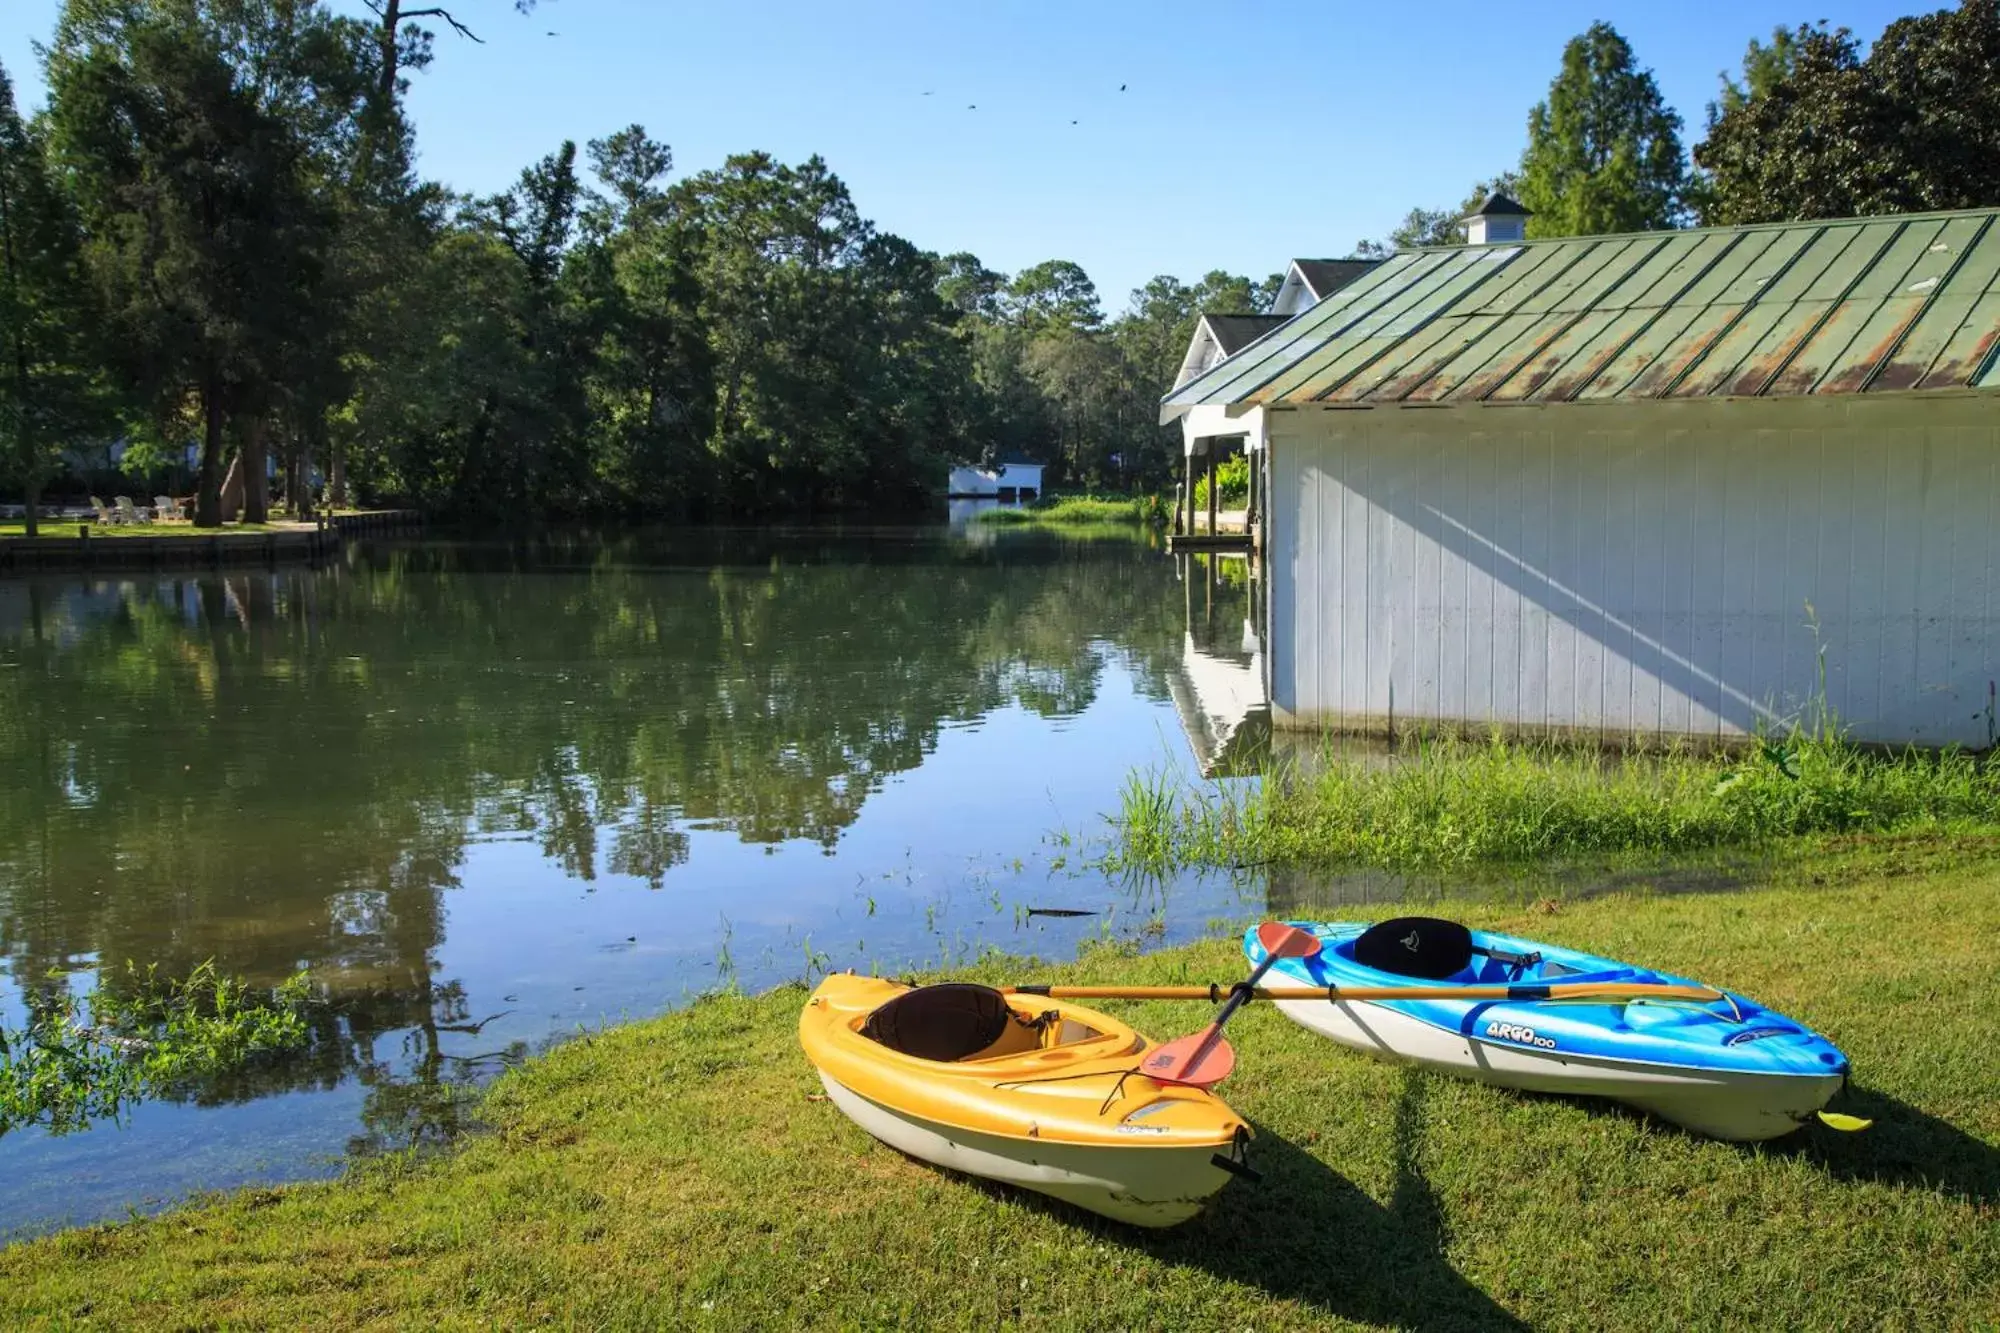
[1108,727,2000,874]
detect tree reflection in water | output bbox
[0,527,1232,1151]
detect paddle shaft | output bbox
[1008,981,1724,1004]
[1142,923,1322,1085]
[1168,949,1287,1074]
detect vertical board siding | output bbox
[1269,397,2000,747]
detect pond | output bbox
[0,524,1276,1237]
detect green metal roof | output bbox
[1162,208,2000,419]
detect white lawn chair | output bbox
[90,495,122,525]
[154,495,180,522]
[114,496,150,524]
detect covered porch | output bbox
[1168,404,1266,553]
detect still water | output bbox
[0,525,1278,1237]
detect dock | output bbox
[0,510,425,574]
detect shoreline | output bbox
[2,838,1994,1328]
[0,510,425,574]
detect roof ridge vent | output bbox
[1463,192,1531,246]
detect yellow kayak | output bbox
[800,974,1254,1227]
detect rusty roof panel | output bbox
[1321,315,1473,402]
[1817,296,1935,394]
[1162,207,2000,415]
[1367,315,1505,400]
[1976,339,2000,387]
[1398,311,1555,401]
[1917,292,2000,389]
[1662,302,1794,398]
[1457,312,1579,400]
[1625,304,1747,398]
[1766,299,1882,395]
[1868,292,1978,392]
[1481,309,1623,401]
[1570,306,1707,400]
[1721,304,1833,397]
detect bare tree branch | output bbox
[400,6,484,43]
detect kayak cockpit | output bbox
[854,982,1125,1065]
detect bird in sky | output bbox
[967,103,977,110]
[921,90,934,96]
[546,30,558,36]
[1119,83,1127,91]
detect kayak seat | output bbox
[1352,917,1476,980]
[862,984,1048,1063]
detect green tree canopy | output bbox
[0,58,116,536]
[1694,3,2000,225]
[1518,22,1687,237]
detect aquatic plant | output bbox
[0,962,312,1137]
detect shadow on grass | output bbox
[1776,1084,2000,1205]
[1489,1078,1998,1206]
[960,1067,1526,1330]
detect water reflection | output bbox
[1165,553,1270,778]
[0,526,1264,1232]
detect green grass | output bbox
[3,844,1996,1329]
[0,520,290,538]
[973,493,1168,528]
[1108,730,2000,875]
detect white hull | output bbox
[818,1072,1234,1227]
[1274,998,1844,1142]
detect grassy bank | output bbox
[4,846,1997,1329]
[973,493,1168,527]
[1110,731,2000,874]
[0,520,289,538]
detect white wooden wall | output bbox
[1267,395,2000,748]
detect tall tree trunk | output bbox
[23,479,38,538]
[328,437,346,509]
[375,0,403,102]
[194,368,226,527]
[242,416,269,524]
[0,158,28,540]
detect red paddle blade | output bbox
[1141,1028,1237,1087]
[1257,922,1321,960]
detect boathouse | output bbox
[1162,206,2000,749]
[946,460,1044,502]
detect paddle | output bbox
[1135,923,1320,1088]
[1005,980,1728,1004]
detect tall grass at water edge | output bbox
[1107,728,2000,874]
[972,493,1168,527]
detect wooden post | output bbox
[1245,447,1258,531]
[1206,449,1218,535]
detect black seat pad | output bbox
[861,984,1013,1062]
[1353,917,1475,981]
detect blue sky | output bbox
[4,1,1923,311]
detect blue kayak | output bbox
[1245,917,1851,1141]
